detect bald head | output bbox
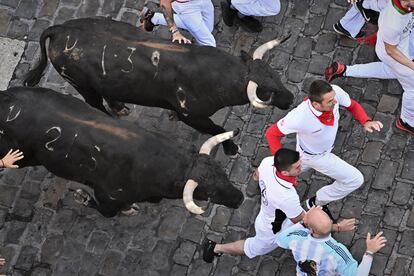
[305,207,332,237]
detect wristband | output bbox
[365,251,374,257]
[171,29,179,35]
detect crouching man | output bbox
[202,148,355,262]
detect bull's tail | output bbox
[23,26,60,87]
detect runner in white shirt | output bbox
[202,148,355,262]
[276,206,386,276]
[266,80,383,212]
[220,0,281,33]
[325,0,414,134]
[333,0,385,39]
[140,0,216,47]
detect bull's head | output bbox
[183,131,244,214]
[247,35,294,110]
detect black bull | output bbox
[0,87,243,217]
[24,17,294,156]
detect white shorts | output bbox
[244,217,293,258]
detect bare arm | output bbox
[252,168,259,181]
[159,0,191,44]
[289,211,305,224]
[384,42,414,70]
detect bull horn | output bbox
[252,33,292,60]
[199,130,237,155]
[183,179,204,214]
[247,81,268,109]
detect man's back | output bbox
[277,223,358,276]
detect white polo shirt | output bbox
[256,156,303,232]
[376,1,414,59]
[277,85,351,155]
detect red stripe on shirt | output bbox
[266,124,285,155]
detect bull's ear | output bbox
[239,51,252,63]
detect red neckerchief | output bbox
[304,97,335,126]
[276,170,298,187]
[392,0,412,14]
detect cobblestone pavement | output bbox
[0,0,413,275]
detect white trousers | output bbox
[345,53,414,126]
[299,150,364,206]
[339,5,365,38]
[244,217,293,258]
[339,0,387,38]
[231,0,280,17]
[152,0,216,47]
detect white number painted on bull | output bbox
[66,134,99,171]
[45,127,62,151]
[108,188,124,201]
[64,36,78,53]
[151,51,160,66]
[6,105,21,122]
[65,133,78,158]
[101,45,107,77]
[80,156,97,171]
[121,47,136,73]
[176,87,188,115]
[151,51,160,79]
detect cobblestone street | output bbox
[0,0,413,275]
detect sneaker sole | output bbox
[332,24,354,40]
[396,119,414,134]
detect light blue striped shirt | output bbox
[276,223,358,276]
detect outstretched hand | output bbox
[364,120,383,133]
[366,232,387,253]
[172,31,191,44]
[1,149,24,168]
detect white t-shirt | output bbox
[376,1,414,59]
[255,156,303,232]
[277,85,351,154]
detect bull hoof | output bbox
[223,141,240,156]
[73,189,91,206]
[108,102,131,117]
[115,107,131,117]
[121,203,140,216]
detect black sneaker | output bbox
[355,0,379,25]
[202,239,222,263]
[221,0,237,27]
[235,14,263,33]
[139,7,156,32]
[304,196,316,210]
[333,22,353,39]
[321,204,336,223]
[396,118,414,134]
[304,196,336,223]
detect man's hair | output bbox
[308,80,333,103]
[274,148,300,172]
